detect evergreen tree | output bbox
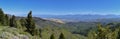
[33,28,39,36]
[88,23,118,39]
[20,19,27,30]
[111,28,119,39]
[4,14,9,26]
[117,28,120,39]
[50,34,55,39]
[0,8,5,25]
[96,24,111,39]
[26,11,36,36]
[88,30,97,39]
[33,28,42,38]
[20,19,26,26]
[59,33,65,39]
[39,28,42,37]
[9,15,17,27]
[16,20,25,30]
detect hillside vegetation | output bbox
[1,8,120,39]
[0,8,86,39]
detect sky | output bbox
[0,0,120,16]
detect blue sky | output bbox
[0,0,120,16]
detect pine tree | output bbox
[33,28,39,36]
[117,28,120,39]
[9,15,17,27]
[20,19,27,30]
[0,8,5,25]
[96,24,111,39]
[110,28,119,39]
[59,33,65,39]
[20,19,26,26]
[87,23,118,39]
[50,34,55,39]
[88,30,97,39]
[39,28,42,37]
[26,11,36,36]
[4,14,9,26]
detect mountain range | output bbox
[39,14,120,23]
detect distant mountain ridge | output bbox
[39,14,120,22]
